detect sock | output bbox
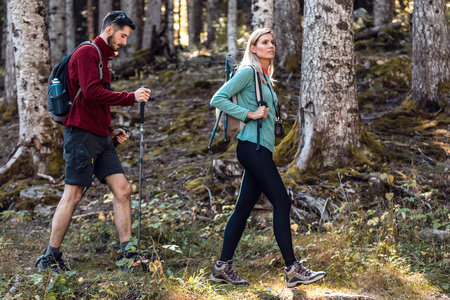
[45,245,60,256]
[120,241,129,253]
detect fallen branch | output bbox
[355,21,402,41]
[37,173,56,184]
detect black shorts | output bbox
[64,126,124,187]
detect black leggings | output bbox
[219,140,297,267]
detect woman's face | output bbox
[251,33,276,61]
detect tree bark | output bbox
[273,0,302,70]
[188,0,203,47]
[4,2,17,108]
[98,0,113,34]
[295,0,361,171]
[251,0,274,30]
[227,0,238,58]
[205,0,219,48]
[48,0,67,67]
[411,0,450,112]
[142,0,162,49]
[66,0,75,51]
[374,0,394,26]
[87,0,95,40]
[167,0,176,56]
[121,0,139,53]
[2,0,63,185]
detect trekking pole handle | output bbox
[112,127,130,147]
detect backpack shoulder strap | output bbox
[249,66,264,150]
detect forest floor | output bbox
[0,30,449,299]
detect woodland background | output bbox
[0,0,449,299]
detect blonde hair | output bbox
[238,28,275,85]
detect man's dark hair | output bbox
[102,11,136,32]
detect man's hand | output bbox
[135,87,151,103]
[111,128,129,145]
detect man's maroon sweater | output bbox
[63,36,135,137]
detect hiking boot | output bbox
[285,261,326,288]
[35,251,70,273]
[117,251,163,273]
[210,260,249,286]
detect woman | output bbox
[209,28,326,288]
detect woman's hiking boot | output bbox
[284,261,326,288]
[35,251,70,274]
[210,260,250,286]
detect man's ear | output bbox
[105,26,114,36]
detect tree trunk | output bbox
[142,0,162,49]
[273,0,302,71]
[205,0,219,48]
[251,0,274,30]
[48,0,67,67]
[167,0,176,56]
[4,2,17,108]
[87,0,95,40]
[411,0,450,112]
[2,0,63,185]
[98,0,113,34]
[121,0,139,53]
[295,0,361,171]
[188,0,203,47]
[227,0,238,58]
[374,0,394,26]
[66,0,75,51]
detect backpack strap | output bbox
[250,66,264,151]
[72,41,103,103]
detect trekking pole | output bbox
[137,86,146,253]
[81,128,129,198]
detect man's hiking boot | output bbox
[117,251,163,273]
[35,251,70,273]
[285,261,326,288]
[210,260,249,286]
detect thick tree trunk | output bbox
[227,0,238,58]
[48,0,67,67]
[188,0,203,46]
[87,0,95,40]
[4,3,17,108]
[66,0,75,51]
[205,0,219,48]
[374,0,394,26]
[251,0,274,30]
[295,0,361,171]
[142,0,162,49]
[98,0,113,34]
[411,0,450,112]
[167,0,176,56]
[121,0,139,53]
[273,0,302,70]
[2,0,63,185]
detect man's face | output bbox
[106,25,132,52]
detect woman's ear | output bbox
[250,45,256,54]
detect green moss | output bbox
[186,177,205,190]
[370,55,412,92]
[273,119,299,167]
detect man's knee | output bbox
[114,182,131,201]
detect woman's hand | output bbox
[247,106,270,120]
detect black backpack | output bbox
[47,41,103,124]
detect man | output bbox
[36,11,151,273]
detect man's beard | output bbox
[107,35,118,51]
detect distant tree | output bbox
[227,0,238,58]
[273,0,302,71]
[87,0,95,40]
[167,0,176,56]
[374,0,394,26]
[48,0,67,67]
[411,0,450,112]
[3,2,16,109]
[1,0,63,185]
[98,0,113,34]
[66,0,75,51]
[295,0,361,171]
[205,0,219,48]
[251,0,274,29]
[121,0,139,52]
[188,0,203,46]
[142,0,162,49]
